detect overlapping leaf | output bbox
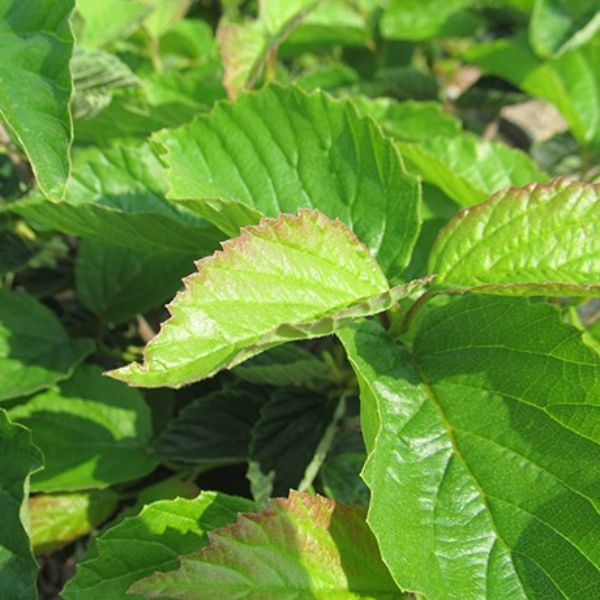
[110,210,428,388]
[0,290,92,401]
[429,179,600,295]
[0,410,43,600]
[8,365,157,491]
[0,0,74,197]
[130,491,402,599]
[63,492,254,600]
[155,84,421,278]
[338,295,600,599]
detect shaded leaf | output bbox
[0,409,43,600]
[338,295,600,598]
[63,492,254,600]
[429,179,600,295]
[0,289,93,401]
[0,0,74,197]
[110,210,428,388]
[8,365,157,491]
[29,490,119,555]
[130,491,403,599]
[155,84,421,278]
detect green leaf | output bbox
[530,0,600,57]
[233,344,332,386]
[398,133,548,206]
[155,389,263,465]
[75,240,196,325]
[8,365,157,491]
[464,35,600,151]
[0,0,74,198]
[29,490,119,555]
[130,491,403,599]
[218,1,319,98]
[337,295,600,598]
[429,179,600,296]
[248,389,344,504]
[350,97,462,141]
[155,84,421,278]
[0,409,43,600]
[75,0,151,48]
[63,492,254,600]
[109,210,428,388]
[381,0,479,40]
[0,289,93,401]
[10,143,223,255]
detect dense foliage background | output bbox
[0,0,598,598]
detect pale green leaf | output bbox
[464,35,600,151]
[109,210,428,388]
[0,410,43,600]
[398,133,548,206]
[155,84,421,278]
[10,143,223,255]
[8,365,157,491]
[337,295,600,598]
[144,0,191,39]
[429,179,600,295]
[530,0,600,57]
[29,490,119,555]
[130,491,403,599]
[248,389,344,504]
[0,289,93,401]
[75,240,196,324]
[63,492,254,600]
[155,389,263,465]
[0,0,74,198]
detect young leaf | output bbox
[130,491,403,599]
[0,0,74,198]
[63,492,254,600]
[154,84,421,278]
[75,240,196,325]
[10,143,223,256]
[29,490,119,555]
[429,179,600,296]
[530,0,600,57]
[155,389,264,465]
[398,133,548,206]
[8,365,157,491]
[109,210,428,389]
[0,410,43,600]
[337,295,600,599]
[465,35,600,151]
[247,389,344,504]
[0,290,93,401]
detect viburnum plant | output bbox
[0,0,599,599]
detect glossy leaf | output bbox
[338,295,600,599]
[155,389,263,465]
[29,490,119,555]
[155,84,421,278]
[75,240,195,324]
[0,410,43,600]
[109,210,428,388]
[429,179,600,295]
[0,0,74,197]
[11,143,223,255]
[63,492,254,600]
[0,290,93,401]
[8,365,157,491]
[248,389,344,504]
[465,35,600,151]
[530,0,600,57]
[130,491,402,599]
[398,133,548,206]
